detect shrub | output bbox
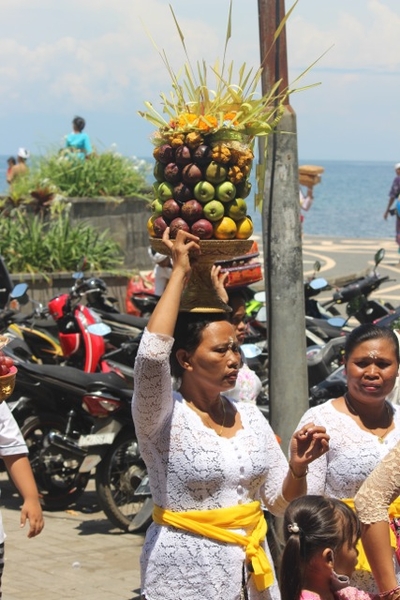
[0,206,123,274]
[3,150,152,204]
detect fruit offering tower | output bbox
[139,6,288,243]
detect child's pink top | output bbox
[300,588,376,600]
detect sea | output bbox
[0,154,396,240]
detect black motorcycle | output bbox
[5,344,151,532]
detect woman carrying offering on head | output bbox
[132,228,329,600]
[294,323,400,593]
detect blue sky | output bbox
[1,0,399,161]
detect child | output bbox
[280,495,373,600]
[0,401,44,597]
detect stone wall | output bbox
[64,196,152,270]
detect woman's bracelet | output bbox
[288,463,308,480]
[379,586,400,598]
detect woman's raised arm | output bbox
[147,229,200,337]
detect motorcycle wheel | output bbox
[20,414,90,511]
[95,428,152,532]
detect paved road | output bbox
[1,234,400,600]
[253,234,400,306]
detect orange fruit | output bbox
[147,215,157,237]
[213,216,237,240]
[235,216,254,239]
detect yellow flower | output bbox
[197,115,218,132]
[178,113,197,128]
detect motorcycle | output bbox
[125,272,159,317]
[320,248,394,325]
[78,275,148,346]
[4,347,151,531]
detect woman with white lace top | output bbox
[294,323,400,594]
[132,228,330,600]
[355,440,400,600]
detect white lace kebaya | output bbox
[132,328,291,600]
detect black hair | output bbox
[171,311,229,378]
[280,495,360,600]
[344,323,399,363]
[72,116,86,132]
[227,286,253,305]
[7,157,16,166]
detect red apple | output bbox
[162,199,181,221]
[193,144,212,166]
[174,183,193,203]
[169,218,190,238]
[0,364,8,375]
[4,357,13,369]
[182,163,203,186]
[191,218,213,239]
[181,199,203,223]
[164,163,181,184]
[153,216,168,238]
[154,144,174,164]
[175,145,192,165]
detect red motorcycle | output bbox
[47,274,114,373]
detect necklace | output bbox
[344,393,393,443]
[187,396,227,436]
[218,396,226,436]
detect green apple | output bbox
[194,181,215,203]
[151,198,164,216]
[205,161,227,184]
[203,199,225,222]
[157,181,174,202]
[215,181,237,203]
[225,197,248,221]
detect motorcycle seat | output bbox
[95,310,148,329]
[10,360,130,391]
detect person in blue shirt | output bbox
[65,116,92,159]
[384,163,400,263]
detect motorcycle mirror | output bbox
[327,317,346,328]
[87,323,112,336]
[72,271,85,280]
[309,277,328,291]
[10,283,28,299]
[374,248,385,266]
[241,344,263,359]
[253,291,266,303]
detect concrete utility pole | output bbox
[258,0,308,454]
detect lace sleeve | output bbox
[131,328,175,440]
[355,441,400,524]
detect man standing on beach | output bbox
[384,163,400,263]
[6,148,29,184]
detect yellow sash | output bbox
[343,497,400,572]
[152,500,273,592]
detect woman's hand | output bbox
[289,422,330,473]
[211,265,229,304]
[162,228,200,281]
[147,228,201,336]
